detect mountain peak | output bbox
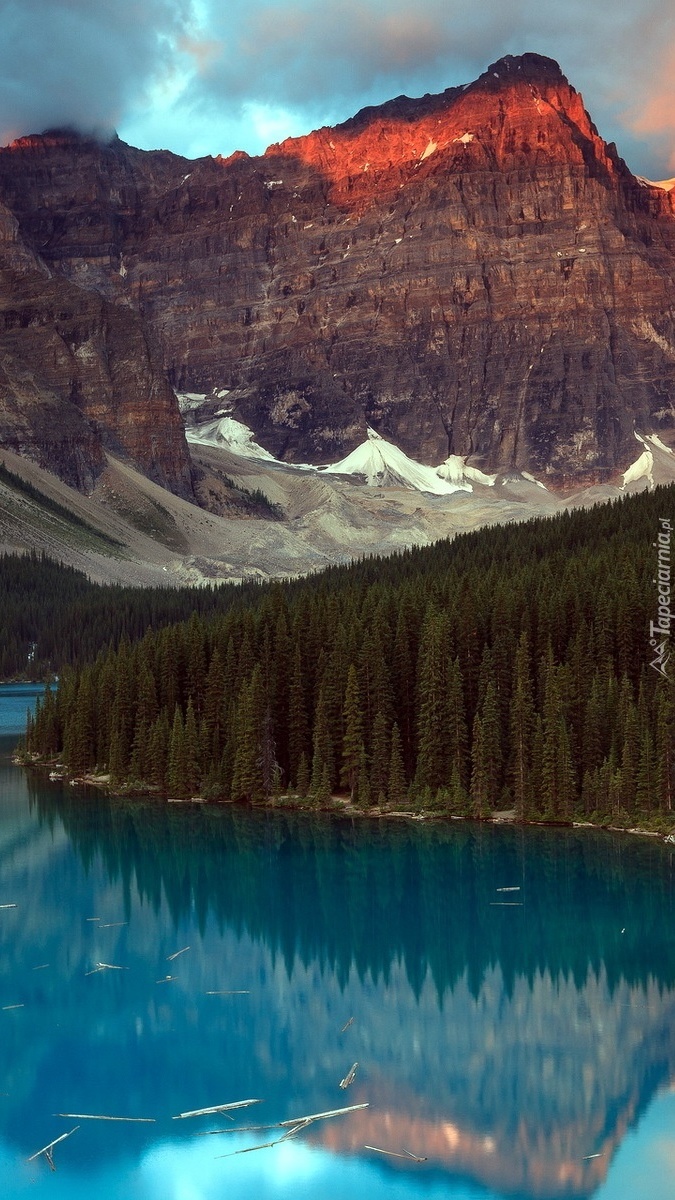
[480,52,569,85]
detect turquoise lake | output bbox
[1,683,675,1199]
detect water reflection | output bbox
[2,768,675,1199]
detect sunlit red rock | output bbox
[1,54,675,489]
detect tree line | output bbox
[25,485,675,825]
[0,550,255,679]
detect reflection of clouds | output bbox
[652,1133,675,1174]
[138,1134,462,1199]
[594,1093,675,1199]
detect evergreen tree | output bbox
[387,722,408,809]
[414,608,451,792]
[510,631,535,820]
[231,666,267,802]
[167,705,188,798]
[340,664,365,801]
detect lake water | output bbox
[1,683,675,1199]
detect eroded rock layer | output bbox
[1,53,675,488]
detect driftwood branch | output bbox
[27,1126,79,1163]
[55,1113,155,1122]
[365,1145,427,1162]
[172,1099,263,1120]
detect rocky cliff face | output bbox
[1,53,675,489]
[0,136,194,496]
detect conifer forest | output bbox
[23,485,675,827]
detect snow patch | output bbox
[521,471,548,491]
[436,455,497,487]
[186,416,277,461]
[322,429,470,495]
[622,433,654,489]
[622,450,654,489]
[646,433,674,455]
[420,140,438,161]
[453,133,475,144]
[175,392,208,414]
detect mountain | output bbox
[1,52,675,530]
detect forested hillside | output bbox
[26,487,675,824]
[0,552,253,678]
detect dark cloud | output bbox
[1,0,674,178]
[0,0,194,142]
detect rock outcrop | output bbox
[1,54,675,489]
[0,136,194,496]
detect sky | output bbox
[1,1,675,179]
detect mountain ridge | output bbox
[0,52,674,506]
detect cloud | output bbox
[0,0,195,143]
[1,0,675,178]
[174,0,675,175]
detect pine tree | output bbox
[470,713,490,818]
[147,709,170,791]
[309,685,335,794]
[369,707,389,804]
[340,664,365,801]
[655,685,674,814]
[231,666,267,802]
[387,722,408,809]
[167,705,188,798]
[287,645,310,787]
[184,698,201,796]
[296,752,310,798]
[447,656,469,788]
[414,608,451,792]
[510,631,535,820]
[354,744,370,808]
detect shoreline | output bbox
[17,754,675,844]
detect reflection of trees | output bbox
[16,786,675,1197]
[33,786,675,996]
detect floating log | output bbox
[204,1102,369,1137]
[2,1003,24,1011]
[365,1145,427,1162]
[205,988,249,998]
[489,902,524,906]
[0,903,17,910]
[340,1017,354,1033]
[173,1099,263,1120]
[100,922,127,928]
[56,1113,155,1122]
[167,946,190,962]
[32,964,50,970]
[496,887,521,892]
[97,962,128,970]
[85,917,100,922]
[278,1103,368,1127]
[216,1123,307,1158]
[27,1126,79,1162]
[156,975,176,984]
[339,1063,358,1089]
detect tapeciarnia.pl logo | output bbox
[649,517,672,679]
